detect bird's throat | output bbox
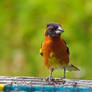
[45,36,61,42]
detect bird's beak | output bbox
[55,26,64,34]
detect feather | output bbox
[64,40,69,54]
[40,43,43,56]
[66,64,80,71]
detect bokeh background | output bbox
[0,0,92,80]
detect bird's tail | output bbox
[66,64,80,71]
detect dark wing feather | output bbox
[64,40,70,54]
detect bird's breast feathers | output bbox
[42,37,69,69]
[48,52,63,69]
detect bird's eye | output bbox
[47,24,50,27]
[54,26,58,30]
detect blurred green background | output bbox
[0,0,92,80]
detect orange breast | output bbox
[42,36,69,69]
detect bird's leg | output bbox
[49,68,53,79]
[60,67,66,84]
[63,67,66,78]
[46,68,54,81]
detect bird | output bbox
[40,23,79,80]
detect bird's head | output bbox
[45,23,64,37]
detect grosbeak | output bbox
[40,23,79,79]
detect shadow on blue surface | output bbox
[4,86,92,92]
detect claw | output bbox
[45,76,53,82]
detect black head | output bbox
[45,23,64,37]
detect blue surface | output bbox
[4,85,92,92]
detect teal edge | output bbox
[4,85,92,92]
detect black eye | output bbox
[47,24,50,27]
[54,26,58,30]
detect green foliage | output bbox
[0,0,92,79]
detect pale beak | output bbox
[55,26,64,34]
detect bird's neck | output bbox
[45,36,61,41]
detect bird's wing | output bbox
[64,40,70,55]
[40,43,43,56]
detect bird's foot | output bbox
[60,77,66,84]
[45,76,57,85]
[45,76,54,82]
